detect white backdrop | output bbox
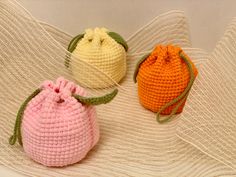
[1,0,236,176]
[18,0,236,52]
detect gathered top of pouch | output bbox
[66,27,128,88]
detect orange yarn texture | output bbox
[136,45,198,115]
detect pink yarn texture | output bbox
[21,77,99,167]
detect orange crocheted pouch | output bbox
[134,45,198,123]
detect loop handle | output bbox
[156,52,195,123]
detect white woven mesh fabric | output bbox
[0,0,236,176]
[176,18,236,171]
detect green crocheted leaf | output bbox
[108,32,128,51]
[67,33,84,53]
[74,89,118,105]
[133,53,151,83]
[64,54,71,68]
[66,34,84,68]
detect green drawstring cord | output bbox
[156,52,195,123]
[133,53,151,83]
[9,88,118,146]
[9,89,41,146]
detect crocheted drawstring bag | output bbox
[9,77,118,167]
[134,45,198,123]
[66,27,128,88]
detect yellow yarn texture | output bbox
[71,28,127,88]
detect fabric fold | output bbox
[177,17,236,171]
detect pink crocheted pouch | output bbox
[9,77,118,167]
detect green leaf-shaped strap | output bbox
[74,89,118,105]
[108,32,128,52]
[68,34,84,53]
[156,52,195,123]
[9,88,41,146]
[133,53,151,83]
[65,34,84,68]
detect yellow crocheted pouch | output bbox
[66,28,128,88]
